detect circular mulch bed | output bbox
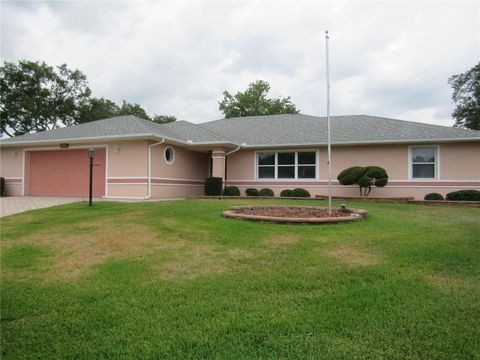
[223,205,367,224]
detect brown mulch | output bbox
[232,206,352,218]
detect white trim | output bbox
[164,146,175,165]
[254,149,319,180]
[108,182,149,185]
[107,176,148,180]
[227,178,480,183]
[151,183,204,187]
[408,145,440,180]
[225,184,480,189]
[151,176,205,181]
[211,156,226,159]
[3,177,23,180]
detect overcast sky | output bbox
[1,1,479,125]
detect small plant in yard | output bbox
[258,188,274,197]
[245,188,259,196]
[446,189,480,201]
[424,193,444,201]
[337,166,389,196]
[204,177,223,196]
[0,177,5,197]
[280,189,294,197]
[223,186,240,196]
[293,188,310,197]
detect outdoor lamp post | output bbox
[88,148,96,206]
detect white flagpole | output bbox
[325,30,332,215]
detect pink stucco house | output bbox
[1,114,479,200]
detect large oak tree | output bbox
[449,62,480,130]
[219,80,299,118]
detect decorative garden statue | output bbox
[337,166,389,196]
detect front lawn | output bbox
[1,199,479,359]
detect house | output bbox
[1,114,479,200]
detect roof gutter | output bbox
[146,139,165,199]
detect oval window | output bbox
[164,146,175,164]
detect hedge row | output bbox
[424,190,480,201]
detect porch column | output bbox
[211,148,226,180]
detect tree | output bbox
[337,166,389,196]
[449,62,480,130]
[78,97,120,123]
[0,60,91,137]
[152,114,176,123]
[116,100,151,120]
[218,80,299,118]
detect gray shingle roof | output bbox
[0,115,227,145]
[1,113,479,147]
[199,114,480,146]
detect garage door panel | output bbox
[29,149,106,197]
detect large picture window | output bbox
[411,147,437,179]
[257,151,317,179]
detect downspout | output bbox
[224,145,241,186]
[147,139,165,199]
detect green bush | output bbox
[337,165,389,196]
[280,189,294,197]
[0,177,5,197]
[293,188,310,197]
[446,190,480,201]
[223,186,240,196]
[337,166,366,185]
[245,188,259,196]
[424,193,444,201]
[204,177,223,196]
[259,188,274,197]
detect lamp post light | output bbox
[88,148,96,206]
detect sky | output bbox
[1,0,479,126]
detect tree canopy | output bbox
[0,60,91,137]
[218,80,299,118]
[1,60,176,137]
[449,62,480,130]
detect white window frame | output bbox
[254,149,319,180]
[408,145,440,180]
[164,146,175,165]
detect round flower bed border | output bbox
[223,205,367,224]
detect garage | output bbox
[28,148,106,197]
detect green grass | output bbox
[1,199,479,359]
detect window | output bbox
[411,147,437,179]
[256,151,317,179]
[164,146,175,164]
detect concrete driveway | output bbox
[0,197,83,218]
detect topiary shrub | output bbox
[223,186,240,196]
[337,166,389,196]
[259,188,274,197]
[446,190,480,201]
[0,177,5,197]
[424,193,444,201]
[280,189,294,197]
[293,188,310,197]
[245,188,259,196]
[204,177,223,196]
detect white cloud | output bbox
[1,0,479,125]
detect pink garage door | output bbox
[29,149,106,197]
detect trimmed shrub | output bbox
[280,189,294,197]
[204,177,223,196]
[259,188,274,197]
[245,188,259,196]
[446,190,480,201]
[337,166,366,185]
[293,188,310,197]
[0,177,5,197]
[337,165,389,196]
[223,186,240,196]
[424,193,444,201]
